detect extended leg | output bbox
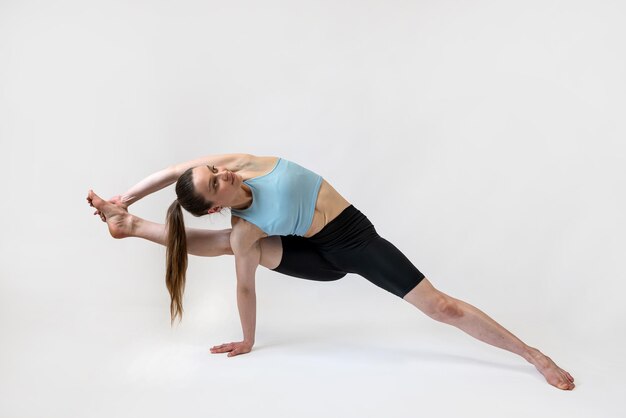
[86,190,283,267]
[319,223,576,391]
[403,279,575,390]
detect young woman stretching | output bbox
[86,153,575,390]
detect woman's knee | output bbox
[429,294,464,321]
[259,236,283,269]
[404,278,464,321]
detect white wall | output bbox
[1,1,624,417]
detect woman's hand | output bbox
[209,341,254,357]
[108,195,129,210]
[90,195,128,222]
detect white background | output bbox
[1,0,625,417]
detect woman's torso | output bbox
[230,155,350,237]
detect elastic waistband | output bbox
[307,204,377,250]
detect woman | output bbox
[87,153,575,390]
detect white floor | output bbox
[2,289,623,418]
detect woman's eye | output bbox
[214,180,218,189]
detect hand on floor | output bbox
[210,341,253,357]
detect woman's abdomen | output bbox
[304,179,351,237]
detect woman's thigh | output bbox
[267,235,347,282]
[321,234,426,298]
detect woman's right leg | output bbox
[131,216,290,268]
[87,190,284,267]
[128,216,234,257]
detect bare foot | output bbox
[527,348,575,390]
[86,189,135,239]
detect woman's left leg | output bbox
[310,205,575,390]
[402,278,575,390]
[332,235,574,390]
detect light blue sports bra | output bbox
[231,158,323,236]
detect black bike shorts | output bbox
[271,205,425,298]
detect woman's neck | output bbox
[230,183,253,210]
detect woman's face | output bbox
[191,165,241,213]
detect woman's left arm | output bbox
[210,219,265,357]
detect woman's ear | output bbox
[207,206,222,215]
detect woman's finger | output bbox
[210,344,232,352]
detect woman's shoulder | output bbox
[239,155,280,176]
[245,154,280,167]
[206,153,275,170]
[230,215,268,249]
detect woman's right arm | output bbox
[210,218,266,357]
[113,153,251,207]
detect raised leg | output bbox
[403,278,575,390]
[86,190,283,267]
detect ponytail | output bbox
[166,199,188,326]
[166,166,214,325]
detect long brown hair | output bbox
[165,167,213,326]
